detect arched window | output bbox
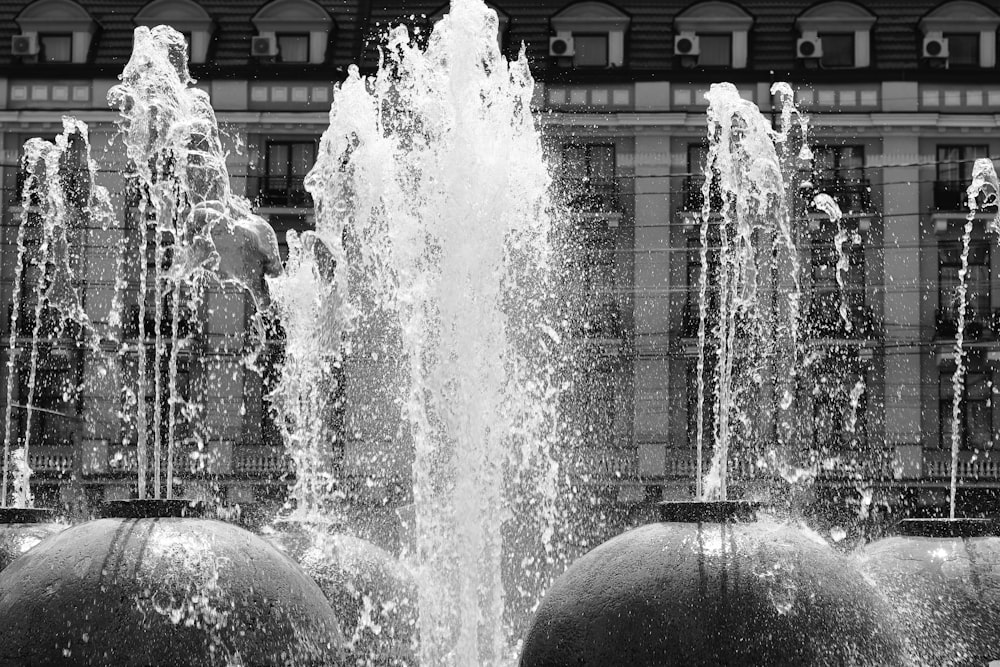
[795,2,876,68]
[919,1,1000,68]
[14,0,98,64]
[135,0,215,65]
[550,1,631,69]
[251,0,334,65]
[674,1,753,69]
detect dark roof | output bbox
[0,0,998,80]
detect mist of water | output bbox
[271,0,563,662]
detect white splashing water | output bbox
[109,25,281,499]
[1,118,107,508]
[811,193,852,332]
[952,158,1000,518]
[697,83,805,501]
[290,0,561,663]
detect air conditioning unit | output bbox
[797,32,823,59]
[923,32,949,59]
[11,34,38,57]
[251,35,277,57]
[674,32,700,57]
[549,33,574,57]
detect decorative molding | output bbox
[251,0,334,64]
[15,0,98,64]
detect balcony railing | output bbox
[935,307,997,340]
[934,179,1000,212]
[256,176,312,208]
[557,179,620,213]
[812,180,873,215]
[581,302,624,339]
[806,295,876,339]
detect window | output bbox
[262,140,317,207]
[945,33,980,68]
[674,1,753,69]
[941,371,992,450]
[698,34,731,68]
[134,0,216,65]
[15,344,79,448]
[14,0,97,64]
[277,33,310,63]
[819,33,854,68]
[796,2,875,69]
[561,143,617,211]
[936,145,988,210]
[810,238,865,336]
[574,34,609,67]
[39,34,72,62]
[812,145,869,213]
[938,240,990,335]
[920,1,1000,68]
[550,1,630,69]
[812,353,867,451]
[252,0,334,65]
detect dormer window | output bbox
[550,1,631,69]
[920,1,1000,68]
[795,2,875,69]
[251,0,334,65]
[674,1,753,69]
[40,34,73,63]
[135,0,215,65]
[14,0,98,64]
[277,33,309,62]
[945,33,980,68]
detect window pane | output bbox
[820,33,854,68]
[946,33,979,67]
[573,34,608,67]
[562,145,586,180]
[267,144,290,177]
[587,145,615,184]
[40,34,72,63]
[290,143,316,176]
[698,34,731,67]
[278,34,309,63]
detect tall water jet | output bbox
[695,83,807,501]
[1,118,106,509]
[108,25,280,500]
[285,0,563,662]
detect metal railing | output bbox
[255,175,312,208]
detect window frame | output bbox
[261,138,318,208]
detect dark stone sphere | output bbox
[859,519,1000,666]
[0,517,345,666]
[266,523,418,666]
[0,520,65,573]
[520,518,910,666]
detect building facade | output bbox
[2,0,1000,519]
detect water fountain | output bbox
[856,160,1000,666]
[519,83,913,665]
[5,1,996,664]
[0,25,343,664]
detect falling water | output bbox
[696,83,806,501]
[290,0,561,662]
[1,119,105,508]
[109,25,281,499]
[956,158,1000,518]
[812,193,852,332]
